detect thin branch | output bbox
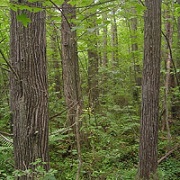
[48,0,72,29]
[0,131,13,137]
[50,122,77,135]
[161,30,180,91]
[0,133,13,144]
[0,66,11,72]
[138,0,145,6]
[49,101,79,120]
[158,145,179,164]
[0,38,6,44]
[75,0,117,9]
[0,49,19,80]
[49,108,67,120]
[75,104,82,180]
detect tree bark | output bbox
[87,11,99,112]
[102,12,108,67]
[111,9,119,66]
[51,22,62,99]
[139,0,161,179]
[130,8,141,102]
[10,1,49,179]
[162,2,173,140]
[61,0,82,134]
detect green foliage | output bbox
[159,158,180,180]
[0,0,179,179]
[16,13,31,27]
[10,3,42,13]
[12,159,57,180]
[0,136,13,179]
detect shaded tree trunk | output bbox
[88,50,99,112]
[102,12,108,67]
[130,8,141,102]
[51,22,62,99]
[111,9,119,66]
[10,1,49,179]
[139,0,161,179]
[162,2,173,139]
[178,0,180,65]
[170,0,180,119]
[87,11,99,112]
[61,0,82,134]
[61,2,83,177]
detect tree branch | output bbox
[0,49,19,80]
[161,30,180,91]
[75,104,82,180]
[158,145,179,164]
[48,0,72,29]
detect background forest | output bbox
[0,0,180,179]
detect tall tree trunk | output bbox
[88,49,99,112]
[87,11,99,112]
[61,1,82,177]
[178,0,180,66]
[162,2,173,140]
[51,22,62,99]
[61,0,82,135]
[102,12,108,67]
[10,1,49,179]
[171,0,180,119]
[130,8,141,102]
[139,0,161,179]
[111,9,119,66]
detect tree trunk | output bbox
[130,8,141,102]
[51,22,62,99]
[87,11,99,112]
[139,0,161,179]
[88,49,99,112]
[111,9,119,66]
[10,1,49,179]
[171,0,180,119]
[102,12,108,67]
[162,2,173,140]
[61,0,82,134]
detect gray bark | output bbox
[10,1,49,179]
[139,0,161,179]
[61,0,82,134]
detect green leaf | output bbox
[17,14,31,27]
[9,4,18,12]
[10,2,42,13]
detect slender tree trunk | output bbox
[61,0,82,135]
[111,9,118,66]
[61,2,83,177]
[10,1,49,179]
[130,8,141,102]
[139,0,161,179]
[88,49,99,112]
[102,12,108,67]
[87,25,99,112]
[162,3,173,140]
[178,0,180,57]
[170,0,180,119]
[51,22,62,99]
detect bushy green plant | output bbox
[159,158,180,180]
[0,136,14,179]
[12,159,57,180]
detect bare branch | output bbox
[0,49,19,80]
[158,145,179,164]
[161,30,180,91]
[48,0,72,29]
